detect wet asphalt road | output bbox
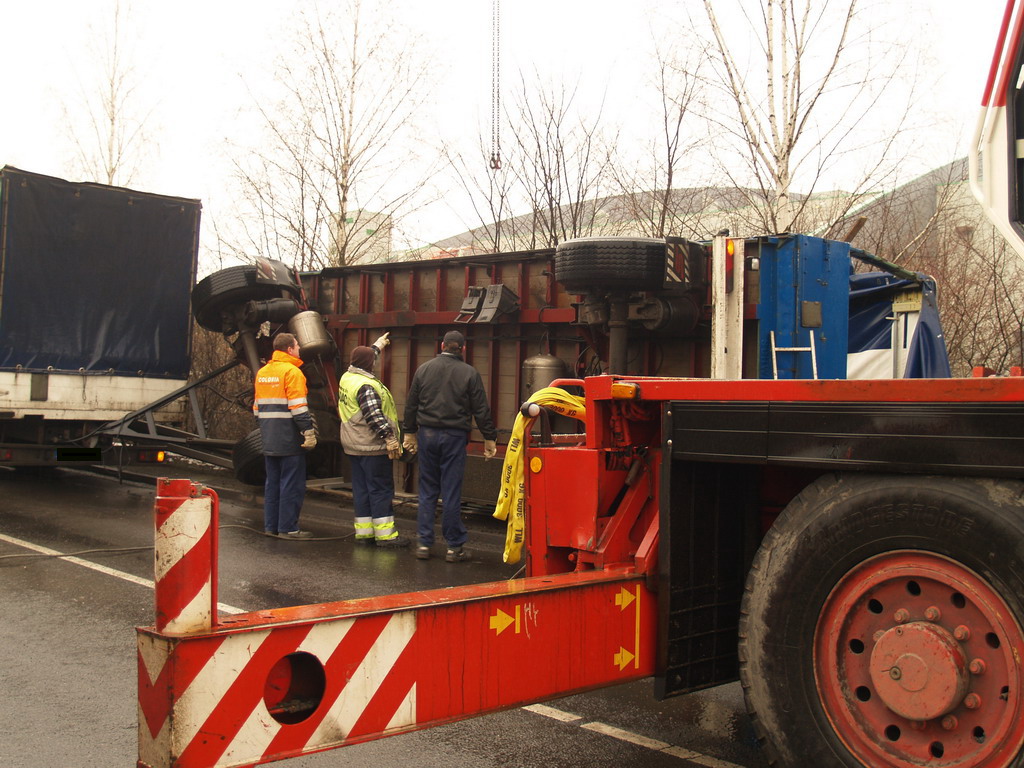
[0,461,770,768]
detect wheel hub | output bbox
[869,621,969,720]
[814,551,1024,767]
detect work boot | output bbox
[445,546,470,563]
[354,536,376,546]
[376,535,411,549]
[415,544,431,560]
[281,530,314,539]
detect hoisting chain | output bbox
[490,0,501,170]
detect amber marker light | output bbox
[610,381,640,399]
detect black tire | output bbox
[553,237,666,293]
[305,439,341,479]
[232,427,341,486]
[232,429,266,486]
[740,473,1024,767]
[192,260,301,332]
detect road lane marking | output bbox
[521,703,582,722]
[0,532,245,614]
[582,721,675,749]
[528,705,748,767]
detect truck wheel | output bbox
[553,237,666,293]
[740,473,1024,768]
[232,428,340,486]
[192,261,301,332]
[232,429,266,486]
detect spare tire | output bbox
[232,428,266,486]
[232,427,342,486]
[554,237,666,293]
[192,260,302,332]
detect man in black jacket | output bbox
[402,330,497,562]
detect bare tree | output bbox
[442,137,520,254]
[63,0,155,185]
[505,75,613,248]
[439,72,615,253]
[919,199,1024,377]
[694,0,920,236]
[607,46,711,239]
[225,1,437,270]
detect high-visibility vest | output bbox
[253,351,311,455]
[338,369,399,455]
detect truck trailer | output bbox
[0,166,200,469]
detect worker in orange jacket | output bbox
[253,332,317,538]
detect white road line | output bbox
[521,703,583,722]
[582,721,673,750]
[0,532,246,614]
[528,705,747,767]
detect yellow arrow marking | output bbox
[614,647,635,670]
[490,605,521,635]
[612,586,642,670]
[615,587,635,610]
[633,586,641,669]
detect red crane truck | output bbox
[136,2,1024,767]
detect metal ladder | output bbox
[770,330,818,380]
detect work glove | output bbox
[402,433,418,454]
[372,332,390,352]
[385,435,401,460]
[300,429,317,451]
[483,439,497,459]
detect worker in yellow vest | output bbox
[337,333,410,548]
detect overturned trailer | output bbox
[193,233,950,505]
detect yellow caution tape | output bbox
[493,387,587,564]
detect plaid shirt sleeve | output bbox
[357,384,394,440]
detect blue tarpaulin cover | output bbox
[847,271,951,379]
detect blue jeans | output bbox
[349,453,395,519]
[264,453,306,533]
[416,427,468,548]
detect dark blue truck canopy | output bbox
[0,166,199,377]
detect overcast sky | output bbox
[0,0,1012,263]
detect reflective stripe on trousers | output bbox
[354,515,398,541]
[349,454,399,541]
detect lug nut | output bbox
[893,608,910,623]
[910,720,928,731]
[969,659,987,675]
[873,630,885,643]
[941,715,958,731]
[954,625,971,642]
[964,693,982,710]
[924,606,942,621]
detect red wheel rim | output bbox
[814,551,1024,767]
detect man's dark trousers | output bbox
[264,453,306,533]
[416,426,468,548]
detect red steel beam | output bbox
[138,569,654,768]
[324,308,576,330]
[584,373,1024,404]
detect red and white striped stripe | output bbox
[153,479,218,634]
[138,611,417,768]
